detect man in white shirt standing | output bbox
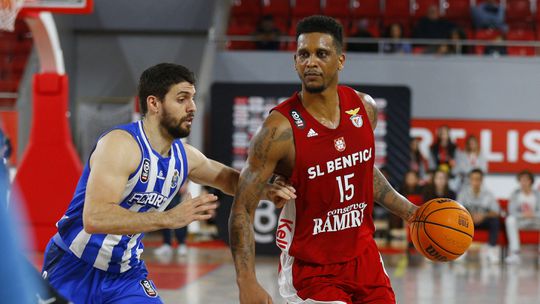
[505,170,540,264]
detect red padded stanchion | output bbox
[12,73,82,251]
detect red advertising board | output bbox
[411,119,540,173]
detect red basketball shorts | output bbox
[278,240,395,304]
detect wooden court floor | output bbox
[138,242,540,304]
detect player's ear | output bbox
[147,95,160,114]
[338,53,345,71]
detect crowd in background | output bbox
[397,125,540,264]
[245,1,516,56]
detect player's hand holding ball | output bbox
[410,198,474,262]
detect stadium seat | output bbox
[230,0,262,25]
[443,0,472,28]
[506,29,535,56]
[474,29,502,55]
[384,0,412,18]
[413,0,440,19]
[261,0,291,19]
[291,0,322,18]
[322,0,352,19]
[506,0,533,29]
[227,21,257,50]
[351,0,381,19]
[383,0,412,32]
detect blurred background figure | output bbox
[455,135,488,191]
[471,0,508,32]
[253,15,282,50]
[458,169,500,263]
[429,125,457,174]
[347,19,379,53]
[484,33,507,56]
[505,171,540,264]
[410,137,429,180]
[382,23,411,54]
[422,169,456,202]
[399,170,424,205]
[412,5,455,53]
[446,27,470,55]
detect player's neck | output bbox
[142,117,173,157]
[300,87,340,127]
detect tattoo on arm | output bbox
[373,167,417,222]
[229,125,292,281]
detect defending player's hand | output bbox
[239,280,273,304]
[264,175,296,209]
[166,193,218,229]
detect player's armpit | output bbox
[229,112,292,285]
[373,167,418,223]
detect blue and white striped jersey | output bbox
[56,121,188,273]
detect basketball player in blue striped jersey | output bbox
[41,63,296,304]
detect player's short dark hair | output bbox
[469,168,484,177]
[138,63,195,115]
[517,170,535,184]
[296,15,344,53]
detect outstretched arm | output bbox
[229,112,292,303]
[373,167,418,222]
[83,131,217,235]
[358,91,419,222]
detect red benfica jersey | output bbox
[273,85,375,265]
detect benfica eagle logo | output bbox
[345,108,363,128]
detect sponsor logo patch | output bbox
[141,158,150,183]
[140,279,158,298]
[127,192,167,208]
[290,110,305,129]
[334,137,346,152]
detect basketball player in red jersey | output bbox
[229,16,420,304]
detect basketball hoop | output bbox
[0,0,24,31]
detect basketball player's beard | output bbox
[161,113,192,139]
[304,83,326,94]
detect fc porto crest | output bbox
[171,169,179,189]
[334,137,346,152]
[345,107,363,128]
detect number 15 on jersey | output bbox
[336,173,355,203]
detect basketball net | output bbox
[0,0,24,31]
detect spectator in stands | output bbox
[347,19,379,53]
[412,5,455,53]
[422,169,456,202]
[429,125,457,174]
[471,0,508,33]
[381,23,411,54]
[458,169,500,263]
[400,170,423,196]
[505,170,540,264]
[446,27,471,55]
[484,33,507,56]
[410,137,429,179]
[454,135,488,191]
[252,15,282,50]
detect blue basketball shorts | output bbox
[42,238,162,304]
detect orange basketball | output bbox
[410,198,474,262]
